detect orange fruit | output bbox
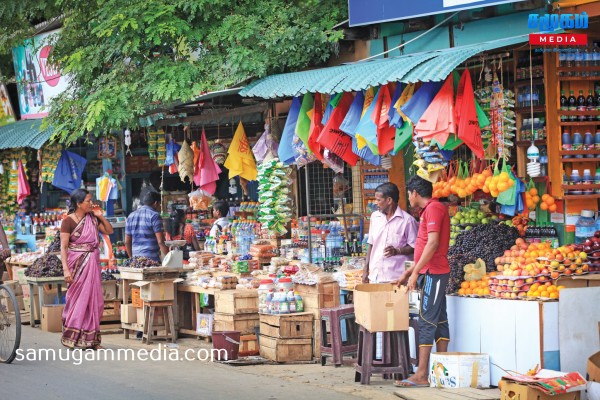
[529,188,538,196]
[542,194,549,201]
[461,281,469,289]
[545,196,555,205]
[458,288,465,295]
[469,281,478,289]
[540,202,548,211]
[549,204,557,213]
[549,293,558,299]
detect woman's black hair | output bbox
[68,189,90,215]
[167,208,185,238]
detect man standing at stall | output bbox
[395,175,451,388]
[362,182,418,284]
[125,190,169,262]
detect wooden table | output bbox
[26,276,65,327]
[177,285,217,339]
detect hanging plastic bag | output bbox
[497,162,517,205]
[188,188,213,211]
[17,160,30,205]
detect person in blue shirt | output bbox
[125,190,168,261]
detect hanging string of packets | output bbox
[257,159,292,236]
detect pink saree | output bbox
[61,214,104,349]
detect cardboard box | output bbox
[353,283,408,332]
[2,280,23,296]
[121,304,137,324]
[196,313,213,336]
[41,305,65,333]
[15,267,27,285]
[132,279,180,302]
[589,351,600,383]
[215,290,258,314]
[136,307,145,325]
[131,287,143,308]
[1,294,24,312]
[102,280,118,300]
[499,379,580,400]
[430,352,490,389]
[259,335,312,362]
[213,312,259,335]
[259,312,313,339]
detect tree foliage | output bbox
[0,0,347,143]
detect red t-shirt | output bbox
[414,198,450,274]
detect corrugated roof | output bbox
[0,119,53,150]
[240,34,529,98]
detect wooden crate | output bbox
[293,281,340,312]
[102,280,118,301]
[214,290,258,315]
[259,335,313,362]
[259,312,313,339]
[313,319,322,359]
[102,300,121,322]
[239,334,259,357]
[213,312,259,335]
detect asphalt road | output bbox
[1,326,365,400]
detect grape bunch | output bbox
[25,254,63,278]
[123,256,160,269]
[446,223,519,294]
[47,235,61,253]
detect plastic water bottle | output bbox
[596,211,600,231]
[287,289,296,313]
[595,168,600,194]
[24,215,32,235]
[571,170,582,194]
[294,292,304,312]
[575,210,596,243]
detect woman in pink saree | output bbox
[60,189,113,349]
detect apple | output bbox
[551,271,560,279]
[564,269,573,275]
[593,242,600,251]
[594,230,600,238]
[539,276,548,282]
[545,281,552,287]
[510,292,517,299]
[525,277,534,284]
[518,292,526,298]
[584,245,592,253]
[541,268,549,275]
[556,254,565,261]
[585,239,593,247]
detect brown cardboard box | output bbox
[499,379,580,400]
[353,283,409,332]
[120,304,137,324]
[132,279,180,302]
[41,305,65,333]
[2,280,23,296]
[1,294,24,312]
[589,351,600,383]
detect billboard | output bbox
[348,0,527,27]
[12,29,68,119]
[0,84,16,126]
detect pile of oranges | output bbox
[482,171,515,198]
[526,282,564,299]
[525,188,556,212]
[433,168,518,199]
[457,273,496,296]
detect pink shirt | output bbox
[367,206,418,283]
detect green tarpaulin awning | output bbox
[0,119,53,150]
[240,34,529,99]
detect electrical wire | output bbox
[356,12,459,62]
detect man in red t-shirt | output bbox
[394,175,450,388]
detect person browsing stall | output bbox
[394,175,451,388]
[209,200,231,239]
[125,190,169,261]
[362,182,418,284]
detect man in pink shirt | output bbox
[362,183,418,284]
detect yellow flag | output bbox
[224,122,257,181]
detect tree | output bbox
[0,0,347,143]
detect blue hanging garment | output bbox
[400,81,444,124]
[52,151,87,194]
[278,97,302,165]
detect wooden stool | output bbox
[354,326,411,385]
[320,305,359,366]
[142,301,176,345]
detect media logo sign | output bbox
[528,12,588,46]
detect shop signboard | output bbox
[0,83,16,126]
[12,29,69,119]
[348,0,527,27]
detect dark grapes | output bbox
[446,223,519,294]
[25,254,63,278]
[123,256,161,269]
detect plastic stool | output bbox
[143,301,176,345]
[320,305,359,366]
[354,326,411,385]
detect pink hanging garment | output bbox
[196,129,221,194]
[17,160,30,205]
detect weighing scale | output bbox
[162,240,187,268]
